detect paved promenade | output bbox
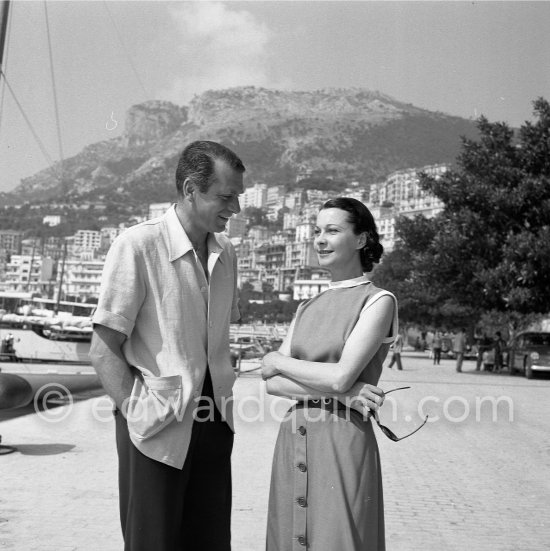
[1,354,549,550]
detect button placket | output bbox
[293,417,308,550]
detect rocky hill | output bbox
[2,86,479,208]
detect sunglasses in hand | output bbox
[374,386,428,442]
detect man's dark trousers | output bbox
[388,352,403,370]
[115,370,234,551]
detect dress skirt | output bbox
[266,402,385,551]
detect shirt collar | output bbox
[328,274,371,289]
[164,204,224,262]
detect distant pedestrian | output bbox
[475,333,491,371]
[2,333,16,360]
[454,328,466,372]
[432,330,442,365]
[388,332,404,370]
[493,331,507,373]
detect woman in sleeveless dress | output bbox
[261,197,398,551]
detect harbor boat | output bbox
[0,1,103,403]
[0,313,91,363]
[0,312,100,398]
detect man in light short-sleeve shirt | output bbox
[90,141,245,551]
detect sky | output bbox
[0,0,549,193]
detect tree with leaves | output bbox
[374,98,550,333]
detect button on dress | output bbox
[267,281,397,551]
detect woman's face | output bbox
[314,208,364,275]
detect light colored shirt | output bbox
[92,205,240,468]
[454,332,466,353]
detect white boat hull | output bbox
[0,325,91,363]
[0,361,100,396]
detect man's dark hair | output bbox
[175,141,245,196]
[320,197,383,272]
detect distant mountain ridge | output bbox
[2,86,479,207]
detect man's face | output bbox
[193,159,244,234]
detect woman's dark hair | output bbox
[320,197,384,272]
[175,141,245,196]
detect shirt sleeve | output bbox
[92,234,146,337]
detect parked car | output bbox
[508,331,550,379]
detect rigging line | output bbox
[43,0,64,179]
[0,70,61,181]
[102,0,150,99]
[0,0,13,134]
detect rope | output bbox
[43,0,64,181]
[0,0,13,133]
[0,2,61,183]
[0,69,61,180]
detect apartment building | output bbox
[263,242,286,289]
[285,240,317,270]
[242,183,267,209]
[300,202,324,222]
[395,165,447,219]
[42,215,62,226]
[20,238,41,256]
[295,221,315,242]
[248,225,271,242]
[384,164,447,212]
[63,258,105,301]
[42,236,65,259]
[0,164,451,303]
[341,189,367,203]
[369,205,397,253]
[283,211,301,230]
[285,189,307,210]
[100,226,126,249]
[266,185,284,206]
[305,189,327,203]
[293,269,331,301]
[0,230,23,254]
[73,230,102,252]
[367,164,449,250]
[368,182,384,205]
[2,255,55,294]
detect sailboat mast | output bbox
[54,239,67,315]
[0,1,10,74]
